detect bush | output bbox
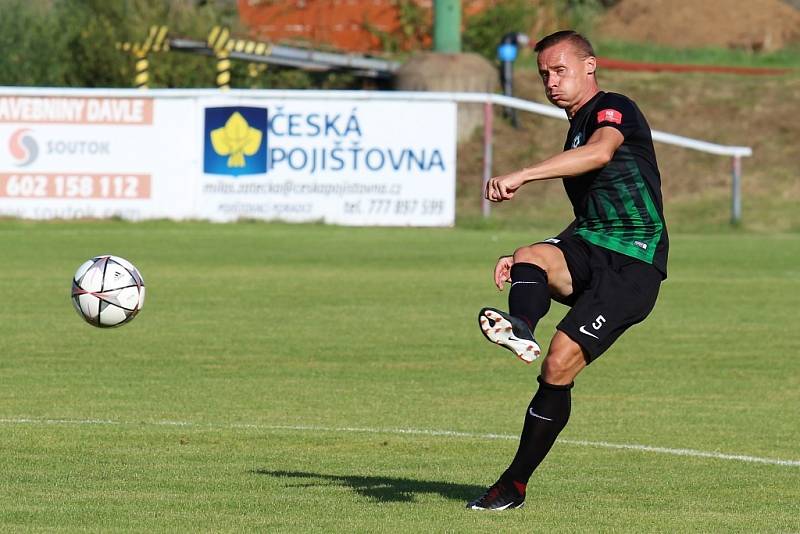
[0,0,358,89]
[463,0,537,59]
[0,0,75,86]
[556,0,607,36]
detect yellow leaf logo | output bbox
[210,112,263,168]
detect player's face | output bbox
[537,43,595,112]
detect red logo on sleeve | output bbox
[597,108,623,124]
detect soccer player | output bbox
[467,30,668,511]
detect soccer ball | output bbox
[71,255,145,328]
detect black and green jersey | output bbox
[562,91,669,277]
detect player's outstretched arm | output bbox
[485,127,624,202]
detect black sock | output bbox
[508,263,551,334]
[502,376,573,487]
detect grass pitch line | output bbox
[2,417,799,468]
[556,438,800,467]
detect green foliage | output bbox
[64,1,133,87]
[0,0,358,89]
[0,0,237,87]
[461,0,612,60]
[395,0,430,50]
[363,0,430,54]
[0,0,74,85]
[462,0,537,59]
[555,0,607,36]
[596,40,800,69]
[138,0,241,88]
[236,67,359,91]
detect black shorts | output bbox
[542,235,662,362]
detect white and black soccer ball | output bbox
[71,255,145,328]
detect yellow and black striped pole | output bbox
[231,37,269,83]
[134,51,149,89]
[117,25,169,89]
[216,50,231,90]
[118,25,277,90]
[208,26,232,90]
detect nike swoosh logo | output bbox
[579,325,599,339]
[528,408,553,421]
[511,281,539,288]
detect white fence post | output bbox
[482,100,493,218]
[732,155,742,224]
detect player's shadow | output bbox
[252,469,482,503]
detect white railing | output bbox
[468,93,752,223]
[0,87,752,223]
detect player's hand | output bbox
[494,255,514,290]
[486,173,524,202]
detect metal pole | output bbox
[208,26,232,90]
[433,0,461,53]
[501,60,518,127]
[134,51,149,89]
[482,100,493,218]
[731,155,742,224]
[216,49,231,90]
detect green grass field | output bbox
[515,41,800,71]
[595,41,800,70]
[1,220,798,532]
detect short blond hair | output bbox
[534,30,595,59]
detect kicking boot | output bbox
[466,478,526,511]
[478,307,541,363]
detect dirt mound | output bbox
[596,0,800,51]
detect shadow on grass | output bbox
[252,469,483,503]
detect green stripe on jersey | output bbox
[575,161,663,264]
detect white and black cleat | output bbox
[478,307,541,363]
[467,479,526,511]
